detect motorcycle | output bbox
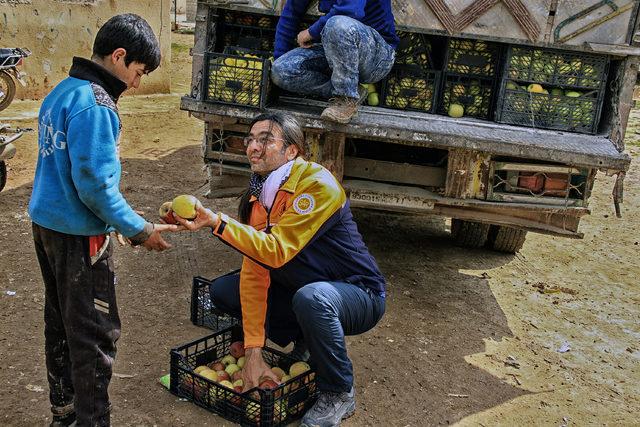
[0,48,31,112]
[0,124,32,192]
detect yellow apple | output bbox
[448,103,464,118]
[171,194,200,220]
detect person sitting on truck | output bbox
[174,112,386,426]
[270,0,399,124]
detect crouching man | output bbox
[176,112,386,426]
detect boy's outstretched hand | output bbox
[174,202,219,232]
[141,223,180,251]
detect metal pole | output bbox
[174,0,178,31]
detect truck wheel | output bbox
[0,161,6,192]
[0,71,16,112]
[450,219,490,248]
[487,225,527,253]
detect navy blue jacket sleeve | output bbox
[308,0,366,39]
[274,0,311,59]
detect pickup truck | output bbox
[181,0,637,253]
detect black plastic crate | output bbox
[444,38,502,78]
[380,64,440,112]
[204,51,270,108]
[439,74,495,119]
[170,326,318,427]
[504,46,609,90]
[220,11,277,56]
[394,31,434,68]
[496,85,602,134]
[191,274,240,330]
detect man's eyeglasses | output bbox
[243,135,286,148]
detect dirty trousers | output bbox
[33,223,120,427]
[210,272,385,393]
[271,15,395,99]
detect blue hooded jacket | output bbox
[29,57,150,240]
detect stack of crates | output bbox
[380,32,440,113]
[439,38,502,119]
[496,46,609,134]
[204,10,275,108]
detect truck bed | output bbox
[181,96,631,171]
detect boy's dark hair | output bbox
[92,13,161,72]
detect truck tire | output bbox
[488,225,527,253]
[0,161,6,192]
[450,219,490,248]
[0,71,16,112]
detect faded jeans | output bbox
[210,273,385,393]
[271,15,396,99]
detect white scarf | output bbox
[259,160,294,211]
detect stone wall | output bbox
[0,0,172,99]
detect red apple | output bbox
[208,361,225,372]
[229,341,245,359]
[216,370,230,382]
[258,377,279,390]
[231,370,243,382]
[158,201,177,224]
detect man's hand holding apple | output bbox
[241,347,279,392]
[173,203,219,231]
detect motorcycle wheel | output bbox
[0,161,6,192]
[0,71,16,112]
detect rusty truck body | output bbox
[181,0,637,253]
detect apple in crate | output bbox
[208,361,225,371]
[225,363,241,377]
[230,341,245,358]
[221,355,236,366]
[216,370,230,382]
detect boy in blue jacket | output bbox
[271,0,399,124]
[28,14,178,427]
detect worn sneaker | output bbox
[50,412,76,427]
[321,86,368,124]
[300,387,356,427]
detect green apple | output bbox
[565,91,581,98]
[367,92,379,106]
[221,355,236,366]
[237,356,246,369]
[225,363,241,377]
[448,103,464,118]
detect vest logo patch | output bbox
[293,194,315,214]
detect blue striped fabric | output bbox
[274,0,399,59]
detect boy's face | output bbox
[106,47,148,89]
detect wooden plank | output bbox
[180,96,632,171]
[492,162,582,174]
[190,3,211,100]
[208,151,250,164]
[321,133,345,181]
[344,157,446,187]
[587,42,640,56]
[488,192,584,207]
[444,149,490,199]
[610,56,639,152]
[343,179,586,236]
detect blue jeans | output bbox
[210,273,385,393]
[271,15,396,99]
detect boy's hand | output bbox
[174,203,219,231]
[297,29,313,48]
[141,223,179,251]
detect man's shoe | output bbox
[300,387,356,427]
[321,86,368,124]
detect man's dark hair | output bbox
[92,13,161,72]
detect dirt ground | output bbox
[0,33,638,426]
